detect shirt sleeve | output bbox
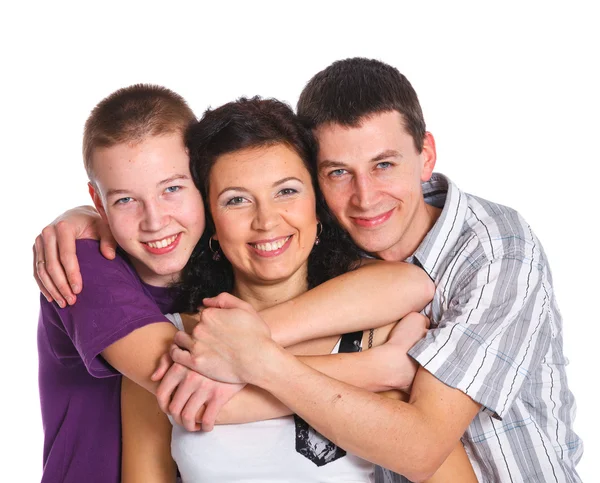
[45,240,170,378]
[409,247,554,419]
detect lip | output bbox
[248,235,293,258]
[351,208,395,228]
[142,233,182,255]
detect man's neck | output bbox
[377,202,442,262]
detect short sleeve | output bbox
[45,240,169,378]
[409,250,553,419]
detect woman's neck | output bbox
[232,265,309,312]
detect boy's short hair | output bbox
[297,57,427,152]
[83,84,195,180]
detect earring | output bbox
[209,236,221,261]
[315,222,323,246]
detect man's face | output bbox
[315,111,436,261]
[89,133,205,286]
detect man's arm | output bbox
[258,260,434,346]
[34,205,115,305]
[169,248,551,479]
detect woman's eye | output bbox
[278,188,298,196]
[115,197,133,205]
[165,185,181,193]
[226,196,247,206]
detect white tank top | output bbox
[166,313,374,483]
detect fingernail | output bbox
[67,296,75,305]
[45,296,53,303]
[71,284,79,293]
[58,300,66,308]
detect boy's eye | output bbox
[115,197,133,205]
[165,185,181,193]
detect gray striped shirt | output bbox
[377,173,582,483]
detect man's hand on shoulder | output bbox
[33,205,117,306]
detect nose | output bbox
[140,200,170,232]
[351,174,380,210]
[251,201,280,232]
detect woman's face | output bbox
[208,143,318,287]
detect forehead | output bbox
[209,144,312,192]
[314,111,414,164]
[91,133,190,190]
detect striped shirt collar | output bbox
[410,173,468,280]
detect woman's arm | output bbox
[121,377,176,483]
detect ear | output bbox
[420,132,437,182]
[88,182,109,222]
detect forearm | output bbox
[103,322,178,394]
[217,351,390,424]
[248,345,471,481]
[260,261,433,346]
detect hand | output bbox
[370,312,430,393]
[33,205,116,306]
[170,293,275,385]
[152,353,244,432]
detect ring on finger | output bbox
[37,260,46,265]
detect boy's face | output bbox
[89,133,205,286]
[314,111,437,261]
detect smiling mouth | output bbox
[143,234,179,249]
[249,236,291,252]
[351,208,395,228]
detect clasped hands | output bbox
[151,293,275,432]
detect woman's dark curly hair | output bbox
[173,96,362,313]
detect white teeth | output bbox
[252,237,290,252]
[146,235,177,249]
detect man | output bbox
[168,58,582,482]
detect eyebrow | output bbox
[319,150,402,170]
[217,176,304,197]
[106,174,191,198]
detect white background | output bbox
[1,1,597,481]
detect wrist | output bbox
[247,340,294,388]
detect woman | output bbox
[122,97,476,482]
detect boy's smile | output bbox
[89,133,205,286]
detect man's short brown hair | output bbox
[297,58,426,152]
[83,84,195,180]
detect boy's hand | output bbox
[370,312,430,393]
[153,354,244,432]
[169,293,276,385]
[33,205,116,306]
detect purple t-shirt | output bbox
[37,239,175,483]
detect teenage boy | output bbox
[161,58,583,482]
[37,84,206,482]
[36,84,433,482]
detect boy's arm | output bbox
[161,311,428,429]
[121,376,176,483]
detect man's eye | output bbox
[329,169,347,177]
[377,162,392,169]
[165,186,181,193]
[115,197,133,205]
